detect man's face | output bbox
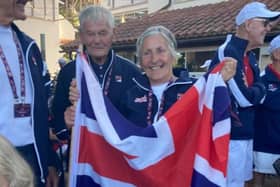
[0,0,15,24]
[246,18,272,48]
[79,19,113,64]
[14,0,31,20]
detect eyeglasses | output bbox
[252,18,272,28]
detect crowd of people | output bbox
[0,1,280,187]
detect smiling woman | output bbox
[118,25,236,127]
[119,25,195,126]
[139,28,176,85]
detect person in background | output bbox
[58,58,67,69]
[52,5,141,135]
[208,2,280,187]
[0,135,34,187]
[0,0,59,186]
[252,35,280,187]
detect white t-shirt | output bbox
[151,82,168,123]
[0,25,33,146]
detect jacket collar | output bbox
[132,73,193,91]
[265,65,280,82]
[231,35,249,55]
[11,23,33,55]
[87,49,114,70]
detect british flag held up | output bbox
[69,53,231,187]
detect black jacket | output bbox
[51,50,141,139]
[12,23,52,182]
[120,74,195,127]
[254,65,280,154]
[209,35,266,139]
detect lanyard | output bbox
[0,32,26,103]
[146,78,175,125]
[103,67,113,96]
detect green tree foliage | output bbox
[60,0,101,28]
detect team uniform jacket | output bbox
[51,49,141,139]
[254,65,280,154]
[120,74,195,127]
[209,34,266,140]
[11,23,52,182]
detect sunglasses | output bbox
[252,18,272,28]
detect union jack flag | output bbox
[69,53,231,187]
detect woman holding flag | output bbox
[65,25,237,128]
[65,25,237,187]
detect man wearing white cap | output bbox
[208,2,280,187]
[253,35,280,187]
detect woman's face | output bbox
[140,34,175,85]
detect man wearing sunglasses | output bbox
[208,2,280,187]
[0,0,59,186]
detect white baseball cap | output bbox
[268,35,280,54]
[236,2,280,26]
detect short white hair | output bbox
[136,25,178,64]
[79,5,115,31]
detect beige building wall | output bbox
[14,0,75,75]
[15,18,75,74]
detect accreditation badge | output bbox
[14,103,31,118]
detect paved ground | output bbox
[247,175,280,187]
[264,175,280,187]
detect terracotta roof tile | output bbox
[61,0,280,52]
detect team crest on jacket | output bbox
[115,75,122,83]
[134,95,147,103]
[268,83,278,92]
